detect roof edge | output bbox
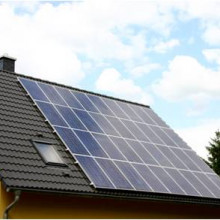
[6,186,220,206]
[1,70,150,108]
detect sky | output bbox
[0,0,219,159]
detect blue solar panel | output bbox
[127,140,159,165]
[96,158,133,190]
[142,143,174,167]
[87,94,115,116]
[55,106,87,130]
[193,172,220,197]
[76,155,115,188]
[36,101,68,127]
[19,77,220,199]
[121,119,150,142]
[106,116,135,139]
[131,105,157,125]
[136,123,164,145]
[56,87,84,110]
[72,109,104,133]
[103,98,129,119]
[110,137,143,163]
[150,126,177,147]
[115,161,152,191]
[157,145,188,169]
[93,134,126,161]
[38,82,67,106]
[90,113,120,136]
[19,78,49,102]
[171,148,200,171]
[117,101,142,122]
[149,166,185,195]
[71,91,99,113]
[133,164,169,193]
[165,168,200,196]
[55,127,90,155]
[180,170,214,197]
[74,130,108,158]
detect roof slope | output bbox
[0,70,220,205]
[0,70,93,193]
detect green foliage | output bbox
[206,130,220,176]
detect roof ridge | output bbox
[1,70,150,108]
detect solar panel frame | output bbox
[18,77,220,199]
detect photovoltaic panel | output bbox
[87,94,115,116]
[55,105,87,130]
[93,134,126,161]
[96,158,133,190]
[164,168,200,196]
[74,130,108,158]
[110,137,143,163]
[76,155,115,188]
[36,101,68,127]
[55,86,84,110]
[38,82,67,106]
[72,109,104,133]
[115,161,152,191]
[90,112,120,136]
[71,91,99,113]
[133,164,169,193]
[149,166,185,195]
[19,77,220,199]
[102,98,129,119]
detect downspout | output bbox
[3,190,21,219]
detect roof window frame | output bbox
[32,139,67,167]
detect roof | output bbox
[0,69,220,205]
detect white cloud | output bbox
[0,1,179,85]
[96,68,153,105]
[130,63,161,78]
[151,39,180,53]
[203,49,220,65]
[203,26,220,46]
[176,118,220,159]
[0,3,84,86]
[175,0,220,46]
[152,55,220,102]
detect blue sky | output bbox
[0,0,219,158]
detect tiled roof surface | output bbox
[0,70,93,193]
[0,70,220,205]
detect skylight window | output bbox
[34,141,66,166]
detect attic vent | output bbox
[33,141,66,166]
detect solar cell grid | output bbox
[71,91,99,113]
[55,86,84,109]
[55,105,87,130]
[115,161,153,191]
[131,105,157,125]
[19,77,220,199]
[102,98,129,119]
[133,164,169,193]
[90,113,120,136]
[93,134,126,161]
[116,101,143,122]
[38,82,67,106]
[87,94,115,116]
[110,137,143,163]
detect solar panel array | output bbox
[19,77,220,198]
